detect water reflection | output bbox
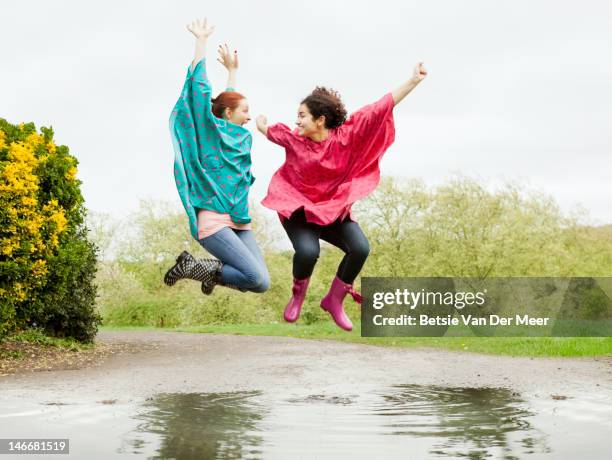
[120,391,267,459]
[373,384,550,459]
[121,385,555,459]
[2,382,609,458]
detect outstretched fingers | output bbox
[186,17,215,38]
[216,43,239,70]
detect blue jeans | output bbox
[198,228,270,293]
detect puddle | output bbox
[1,384,610,459]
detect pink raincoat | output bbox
[261,92,396,225]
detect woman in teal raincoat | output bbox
[164,18,269,295]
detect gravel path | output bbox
[1,331,611,402]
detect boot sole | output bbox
[320,300,353,331]
[283,308,299,322]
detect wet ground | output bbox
[1,331,611,459]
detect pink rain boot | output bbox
[320,276,363,332]
[284,277,311,323]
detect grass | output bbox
[99,323,612,358]
[1,328,94,353]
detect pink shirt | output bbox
[197,209,252,239]
[262,93,396,226]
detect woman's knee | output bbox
[294,244,320,265]
[350,238,370,262]
[246,268,270,293]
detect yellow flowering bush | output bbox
[1,119,100,342]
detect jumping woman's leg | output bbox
[320,219,370,284]
[233,229,270,293]
[278,208,322,322]
[281,209,322,279]
[198,227,268,292]
[318,217,369,332]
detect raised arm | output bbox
[217,43,239,90]
[255,115,268,136]
[256,115,297,149]
[391,62,428,106]
[187,18,216,72]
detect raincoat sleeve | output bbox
[266,123,295,148]
[168,58,219,240]
[188,58,219,130]
[342,92,395,149]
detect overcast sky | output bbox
[2,0,611,225]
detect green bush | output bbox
[0,119,100,342]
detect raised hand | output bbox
[217,43,239,71]
[412,62,428,81]
[186,18,215,39]
[256,115,268,135]
[392,61,428,106]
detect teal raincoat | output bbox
[169,58,255,240]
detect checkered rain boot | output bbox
[164,251,221,292]
[196,257,224,295]
[164,251,246,295]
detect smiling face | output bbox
[226,98,251,126]
[295,103,325,137]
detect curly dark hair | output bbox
[301,86,347,129]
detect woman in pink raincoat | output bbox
[256,62,428,331]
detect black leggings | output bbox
[281,208,370,284]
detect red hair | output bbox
[211,91,246,119]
